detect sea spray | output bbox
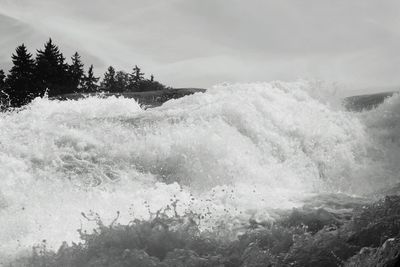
[0,81,391,260]
[355,92,400,191]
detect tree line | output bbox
[0,39,168,107]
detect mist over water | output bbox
[0,81,399,260]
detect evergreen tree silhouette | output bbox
[127,65,145,91]
[115,71,129,92]
[69,52,85,92]
[0,69,5,88]
[82,65,99,93]
[59,53,72,93]
[35,38,70,96]
[131,65,144,83]
[0,39,171,105]
[100,66,116,92]
[5,44,36,106]
[0,69,7,107]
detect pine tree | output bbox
[127,65,145,91]
[0,69,5,88]
[5,44,36,106]
[82,65,99,93]
[115,71,129,92]
[100,66,116,92]
[58,53,71,93]
[35,38,69,96]
[69,52,84,92]
[131,65,144,83]
[0,69,7,107]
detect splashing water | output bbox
[0,81,398,260]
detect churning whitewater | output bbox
[0,81,399,260]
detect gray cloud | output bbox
[0,0,399,91]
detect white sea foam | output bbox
[0,81,397,260]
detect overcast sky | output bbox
[0,0,399,92]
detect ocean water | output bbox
[0,81,399,261]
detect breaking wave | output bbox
[0,80,398,261]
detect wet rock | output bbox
[348,196,400,247]
[345,238,400,267]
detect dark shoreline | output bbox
[4,88,399,113]
[51,88,207,108]
[343,91,398,112]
